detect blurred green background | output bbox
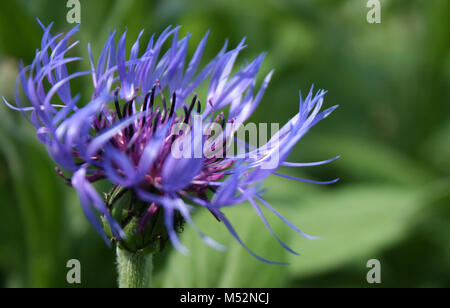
[0,0,449,288]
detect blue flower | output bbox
[3,20,339,264]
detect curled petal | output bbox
[72,167,125,243]
[209,208,288,265]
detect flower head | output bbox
[3,20,339,263]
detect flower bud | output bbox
[102,187,183,254]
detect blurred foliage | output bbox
[0,0,449,288]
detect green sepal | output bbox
[102,187,175,254]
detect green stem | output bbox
[116,246,153,288]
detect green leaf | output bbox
[422,123,450,174]
[285,185,424,278]
[158,177,427,287]
[305,136,435,186]
[158,203,291,288]
[0,170,26,287]
[0,116,67,287]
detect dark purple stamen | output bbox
[127,99,133,117]
[127,100,135,138]
[183,95,198,124]
[114,89,122,119]
[153,111,161,134]
[142,92,150,127]
[196,99,202,113]
[183,106,189,123]
[164,92,177,122]
[122,101,129,118]
[146,85,156,111]
[170,92,177,116]
[189,95,197,114]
